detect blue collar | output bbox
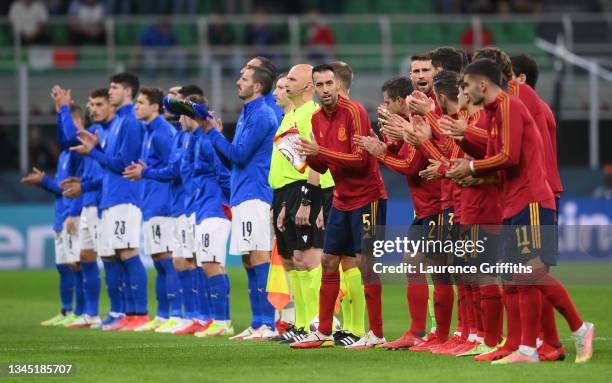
[146,115,164,132]
[243,95,265,114]
[117,103,134,118]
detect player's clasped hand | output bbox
[419,159,444,180]
[295,134,319,157]
[446,158,471,180]
[70,129,99,155]
[122,160,147,181]
[353,135,386,156]
[21,167,45,186]
[379,113,410,141]
[439,115,467,140]
[60,176,83,198]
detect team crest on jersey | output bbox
[337,124,347,142]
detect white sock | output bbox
[519,345,536,356]
[476,336,484,344]
[573,322,588,337]
[468,333,477,342]
[454,331,462,337]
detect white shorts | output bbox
[229,199,273,255]
[98,203,142,256]
[79,206,98,251]
[172,214,195,259]
[62,221,81,263]
[54,232,69,264]
[143,216,175,256]
[195,217,231,265]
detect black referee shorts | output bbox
[272,181,324,259]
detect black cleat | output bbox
[334,330,360,346]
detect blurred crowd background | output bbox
[0,0,611,202]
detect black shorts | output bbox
[454,224,500,273]
[323,199,387,257]
[502,202,557,266]
[442,208,459,242]
[408,213,444,256]
[272,181,324,259]
[321,187,334,224]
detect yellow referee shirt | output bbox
[269,100,334,190]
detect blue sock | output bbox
[123,256,148,315]
[160,258,182,317]
[208,274,229,321]
[246,267,262,329]
[223,273,231,320]
[81,261,100,317]
[56,264,75,313]
[178,269,196,319]
[118,260,133,314]
[197,269,212,321]
[193,268,202,321]
[254,263,275,329]
[153,261,169,319]
[102,259,122,314]
[74,270,85,316]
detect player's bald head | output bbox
[288,64,313,83]
[286,64,314,101]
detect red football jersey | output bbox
[473,92,555,219]
[307,95,387,211]
[377,143,442,219]
[508,80,562,199]
[459,110,502,225]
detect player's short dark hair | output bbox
[473,47,512,82]
[510,54,539,89]
[109,72,140,98]
[248,66,273,95]
[463,58,503,87]
[185,94,209,108]
[430,47,465,73]
[89,87,109,100]
[139,87,164,113]
[433,71,460,101]
[381,76,413,100]
[456,47,470,68]
[248,56,277,78]
[70,104,84,121]
[411,52,432,61]
[312,64,336,80]
[178,84,204,97]
[328,61,353,91]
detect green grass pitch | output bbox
[0,269,610,382]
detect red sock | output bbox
[455,290,463,335]
[503,285,520,351]
[471,286,484,336]
[433,284,454,341]
[407,279,428,336]
[518,285,541,348]
[533,270,583,332]
[480,284,502,347]
[463,285,476,338]
[458,285,469,339]
[364,283,383,338]
[541,299,560,346]
[318,271,340,335]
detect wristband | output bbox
[469,160,475,176]
[300,183,321,206]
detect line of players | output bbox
[22,47,595,363]
[286,48,594,364]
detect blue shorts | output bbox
[455,224,500,272]
[324,199,387,256]
[442,208,459,242]
[502,202,557,266]
[409,212,444,242]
